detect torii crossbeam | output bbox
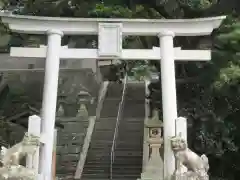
[10,46,211,61]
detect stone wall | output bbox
[0,54,98,74]
[3,69,100,100]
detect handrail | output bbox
[110,74,128,179]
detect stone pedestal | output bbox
[139,110,164,180]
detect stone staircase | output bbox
[111,82,145,180]
[81,82,145,180]
[56,115,89,180]
[81,82,123,179]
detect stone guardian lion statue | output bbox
[0,132,39,180]
[170,136,209,180]
[0,132,39,166]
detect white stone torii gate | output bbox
[0,13,225,180]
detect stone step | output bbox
[95,117,118,122]
[105,82,123,98]
[91,132,115,138]
[85,155,143,161]
[86,148,142,153]
[92,130,143,136]
[91,133,115,138]
[81,173,109,179]
[84,158,110,163]
[86,153,142,159]
[94,120,117,126]
[113,173,141,180]
[100,101,120,118]
[123,103,145,118]
[90,136,113,141]
[117,135,144,141]
[118,119,144,123]
[118,117,145,122]
[125,82,145,100]
[85,153,143,159]
[118,122,144,126]
[84,164,141,169]
[88,143,142,149]
[57,174,75,180]
[117,126,144,132]
[117,134,144,138]
[115,140,143,144]
[89,139,113,144]
[87,144,112,149]
[82,169,110,176]
[93,128,115,132]
[85,156,141,162]
[118,124,144,128]
[56,165,76,174]
[86,148,111,154]
[89,143,143,150]
[114,151,143,156]
[112,170,142,176]
[117,134,144,139]
[80,177,136,180]
[85,158,142,165]
[85,151,143,157]
[83,169,142,177]
[116,141,143,145]
[82,82,145,180]
[115,146,143,151]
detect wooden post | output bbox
[52,129,57,180]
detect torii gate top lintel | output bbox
[0,13,226,36]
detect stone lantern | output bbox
[139,110,164,180]
[76,90,92,118]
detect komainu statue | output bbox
[0,132,40,180]
[170,135,209,180]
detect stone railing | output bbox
[74,81,109,179]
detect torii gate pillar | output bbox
[40,29,63,177]
[158,31,177,179]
